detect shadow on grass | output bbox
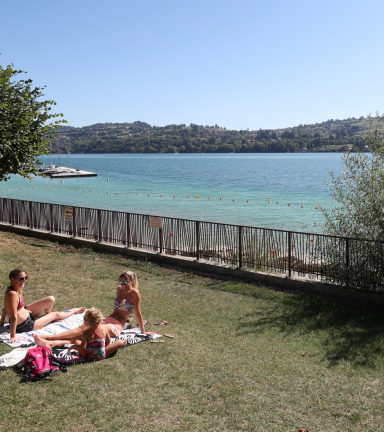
[238,292,384,367]
[203,279,384,368]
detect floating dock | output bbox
[50,169,97,178]
[40,166,97,178]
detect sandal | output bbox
[154,319,170,326]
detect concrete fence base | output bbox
[1,223,383,309]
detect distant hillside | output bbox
[53,117,371,154]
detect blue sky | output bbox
[1,0,383,130]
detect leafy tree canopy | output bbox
[320,113,384,240]
[0,61,65,181]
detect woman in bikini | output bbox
[33,270,154,347]
[0,269,85,344]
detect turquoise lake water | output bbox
[0,153,344,232]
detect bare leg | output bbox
[69,343,86,357]
[33,334,80,348]
[26,296,56,316]
[35,323,90,341]
[33,307,86,330]
[106,339,127,357]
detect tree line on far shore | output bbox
[54,118,369,154]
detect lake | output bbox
[0,153,344,232]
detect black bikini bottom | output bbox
[15,312,35,333]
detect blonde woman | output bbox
[68,308,127,361]
[34,270,154,347]
[0,269,85,343]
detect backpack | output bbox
[22,346,61,381]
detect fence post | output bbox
[50,204,53,233]
[126,213,130,248]
[73,207,76,238]
[29,201,33,229]
[11,200,14,226]
[288,231,292,277]
[238,226,243,269]
[346,237,350,288]
[159,227,163,254]
[196,221,200,261]
[98,209,102,242]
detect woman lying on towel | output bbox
[33,270,154,348]
[0,269,85,343]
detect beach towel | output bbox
[0,310,85,348]
[0,314,162,368]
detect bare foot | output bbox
[33,334,54,348]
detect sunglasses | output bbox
[17,276,28,282]
[119,280,130,285]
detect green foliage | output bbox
[55,116,369,154]
[318,113,384,291]
[320,113,384,240]
[0,62,66,181]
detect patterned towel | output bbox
[0,310,85,348]
[0,325,161,368]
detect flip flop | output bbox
[154,320,170,326]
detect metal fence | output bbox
[0,197,383,292]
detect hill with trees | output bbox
[54,116,371,154]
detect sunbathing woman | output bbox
[33,270,154,347]
[68,308,127,361]
[0,269,85,343]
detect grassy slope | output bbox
[0,231,383,432]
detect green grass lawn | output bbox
[0,230,383,432]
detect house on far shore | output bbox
[300,148,307,153]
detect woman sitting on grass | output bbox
[33,270,154,347]
[0,268,85,343]
[68,308,127,361]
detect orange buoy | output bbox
[233,199,235,202]
[160,194,162,197]
[268,200,271,203]
[315,206,318,209]
[116,193,118,195]
[196,196,199,199]
[107,192,109,194]
[6,189,8,191]
[187,196,189,198]
[220,198,222,200]
[276,201,278,204]
[173,195,176,198]
[288,203,290,206]
[208,197,210,199]
[247,200,249,203]
[301,205,304,208]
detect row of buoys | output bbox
[1,187,322,209]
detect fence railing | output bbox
[0,197,383,292]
